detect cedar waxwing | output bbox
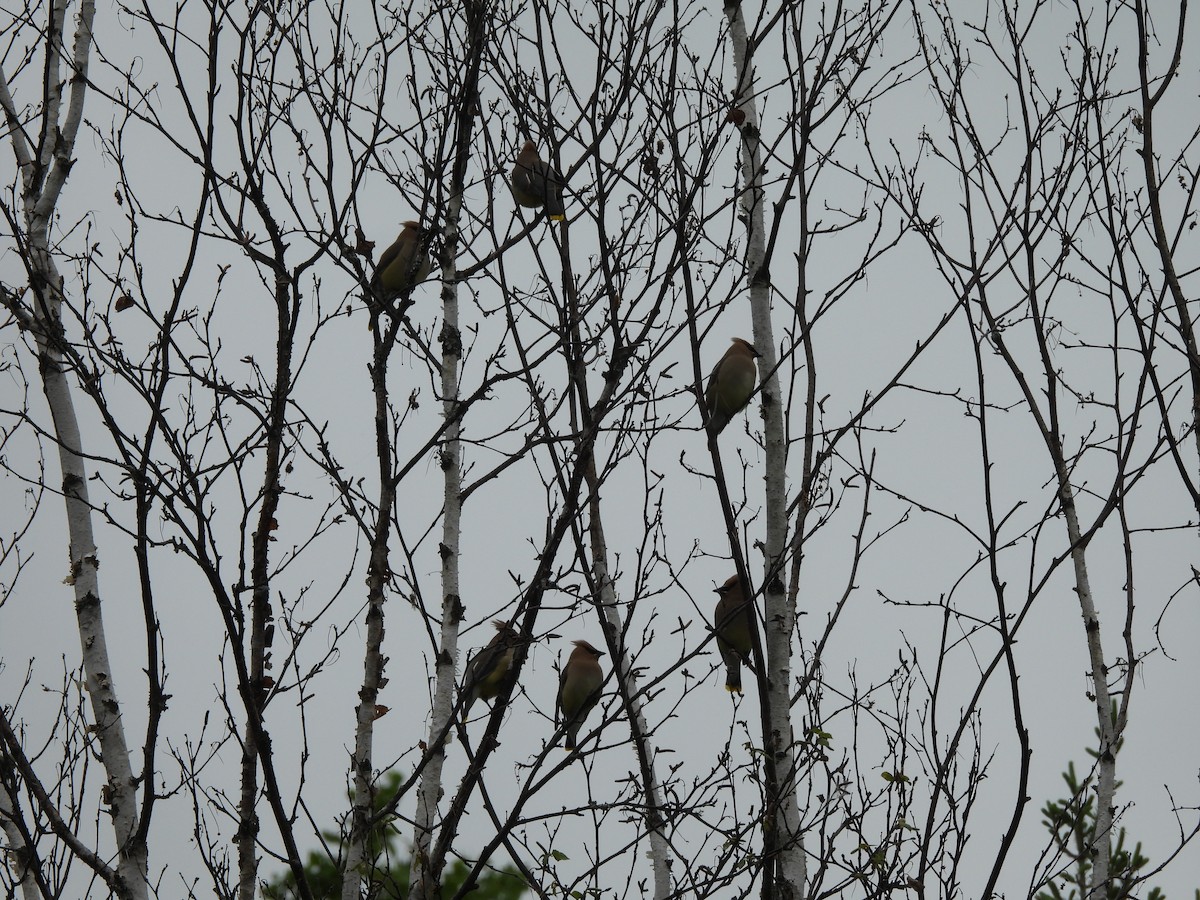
[510,140,566,221]
[556,640,605,751]
[372,221,433,297]
[713,575,754,693]
[461,621,521,719]
[703,337,761,436]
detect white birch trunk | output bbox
[725,4,806,897]
[408,190,467,900]
[1,2,148,897]
[1059,484,1116,900]
[0,778,40,900]
[43,348,149,900]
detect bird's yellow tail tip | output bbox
[725,685,742,694]
[550,214,566,222]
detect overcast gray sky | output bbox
[2,0,1199,898]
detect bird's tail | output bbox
[724,660,742,693]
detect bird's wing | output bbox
[554,667,567,727]
[375,236,404,277]
[704,354,726,409]
[530,161,566,201]
[511,164,537,197]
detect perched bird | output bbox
[510,140,566,221]
[461,621,521,719]
[713,575,755,693]
[556,639,605,751]
[703,337,761,436]
[372,221,433,297]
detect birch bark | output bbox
[724,4,806,898]
[408,4,486,895]
[0,2,148,897]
